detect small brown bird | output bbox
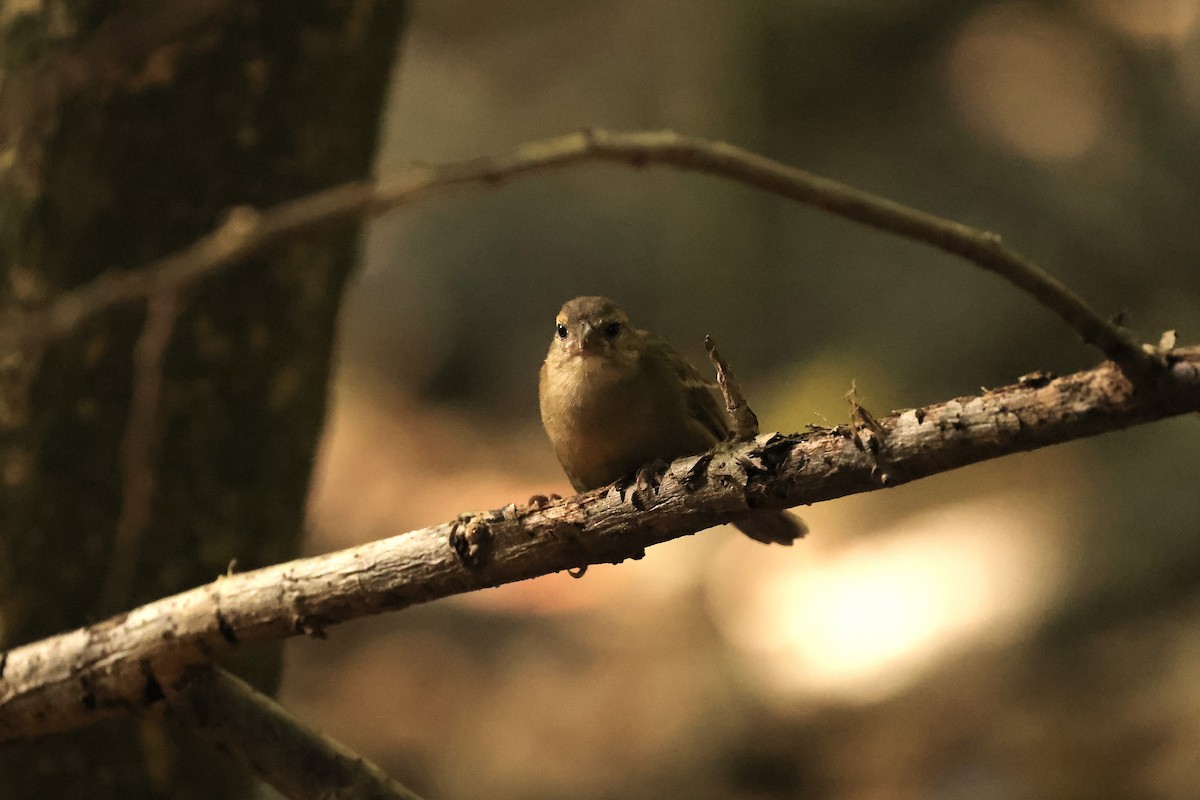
[538,295,806,545]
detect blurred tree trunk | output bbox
[0,2,405,797]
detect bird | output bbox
[538,295,806,545]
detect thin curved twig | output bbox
[97,289,182,615]
[0,130,1158,376]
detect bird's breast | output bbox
[540,356,710,490]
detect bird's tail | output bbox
[734,510,808,546]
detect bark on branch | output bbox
[0,129,1156,376]
[2,348,1197,744]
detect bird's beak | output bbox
[575,322,600,355]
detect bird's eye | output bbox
[603,321,622,338]
[555,323,568,339]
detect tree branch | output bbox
[0,130,1157,376]
[97,290,183,615]
[167,666,426,800]
[2,348,1197,744]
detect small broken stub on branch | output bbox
[845,380,890,484]
[449,517,492,567]
[845,380,884,448]
[704,335,759,440]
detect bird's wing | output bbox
[640,332,729,441]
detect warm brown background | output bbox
[286,2,1200,799]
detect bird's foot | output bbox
[622,459,669,511]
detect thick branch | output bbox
[0,130,1154,375]
[2,348,1197,743]
[168,666,425,800]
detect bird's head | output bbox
[550,295,635,361]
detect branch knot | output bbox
[449,517,492,567]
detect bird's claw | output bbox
[622,459,668,511]
[636,459,668,493]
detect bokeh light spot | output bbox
[1082,0,1200,46]
[946,3,1115,162]
[709,496,1067,703]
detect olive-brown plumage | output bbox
[538,296,806,545]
